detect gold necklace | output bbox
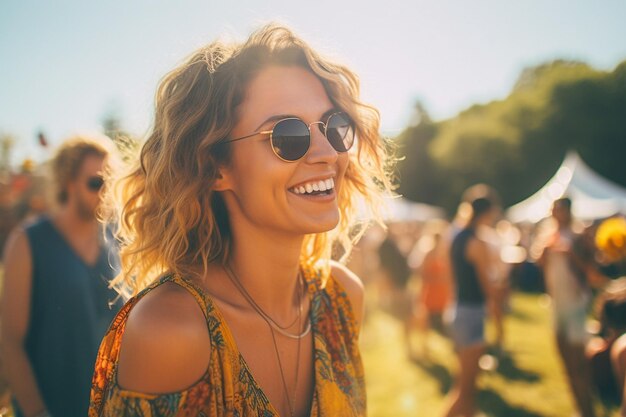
[224,264,311,339]
[224,264,303,417]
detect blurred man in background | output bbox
[538,197,599,417]
[1,135,122,417]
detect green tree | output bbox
[0,134,15,180]
[396,59,626,214]
[395,102,445,206]
[540,61,626,186]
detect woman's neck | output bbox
[213,222,306,319]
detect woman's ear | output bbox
[212,165,233,192]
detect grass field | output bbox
[361,291,621,417]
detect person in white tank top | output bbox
[538,197,597,417]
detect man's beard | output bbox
[76,194,97,221]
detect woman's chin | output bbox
[304,216,340,234]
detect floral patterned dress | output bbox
[88,266,366,417]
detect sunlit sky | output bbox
[2,0,626,164]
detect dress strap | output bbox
[301,264,324,294]
[163,274,213,322]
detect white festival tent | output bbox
[507,151,626,223]
[383,196,446,222]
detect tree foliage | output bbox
[396,59,626,215]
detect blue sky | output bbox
[1,0,625,164]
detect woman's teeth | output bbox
[292,178,334,195]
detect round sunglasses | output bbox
[221,111,355,162]
[86,176,104,192]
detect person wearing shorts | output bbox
[443,192,499,417]
[451,304,487,349]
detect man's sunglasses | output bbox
[220,111,355,162]
[86,176,104,192]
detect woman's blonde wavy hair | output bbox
[106,23,394,297]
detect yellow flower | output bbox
[595,217,626,262]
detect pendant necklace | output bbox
[224,264,305,417]
[224,264,311,339]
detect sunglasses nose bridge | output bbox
[307,120,326,134]
[305,120,340,163]
[307,121,331,145]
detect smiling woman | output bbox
[88,23,393,417]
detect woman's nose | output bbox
[304,122,338,164]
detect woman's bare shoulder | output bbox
[117,281,212,394]
[330,261,365,329]
[330,261,364,295]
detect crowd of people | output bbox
[354,187,626,416]
[0,22,624,417]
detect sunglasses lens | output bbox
[271,118,310,161]
[87,176,104,192]
[326,112,354,153]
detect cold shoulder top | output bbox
[88,267,365,416]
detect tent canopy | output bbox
[384,196,446,222]
[507,151,626,223]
